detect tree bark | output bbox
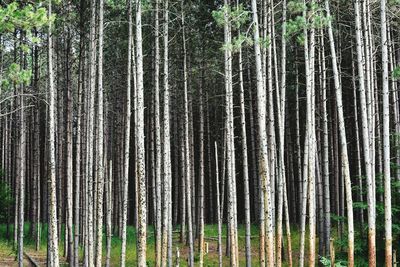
[355,0,376,265]
[325,1,355,264]
[380,0,392,265]
[48,1,60,264]
[135,0,147,265]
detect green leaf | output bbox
[393,66,400,80]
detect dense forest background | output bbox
[1,0,400,266]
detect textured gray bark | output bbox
[136,0,147,264]
[161,1,172,265]
[120,1,132,265]
[48,1,60,264]
[95,0,105,265]
[238,35,251,267]
[182,8,194,265]
[380,0,392,265]
[355,0,376,264]
[214,142,223,267]
[198,57,205,267]
[154,0,162,264]
[86,0,97,264]
[325,1,355,264]
[250,0,273,265]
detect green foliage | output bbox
[350,161,400,262]
[212,4,252,52]
[0,179,13,223]
[231,4,250,29]
[287,0,306,13]
[0,2,51,33]
[259,36,271,49]
[331,214,346,222]
[312,14,331,29]
[212,4,250,30]
[285,16,306,37]
[393,66,400,80]
[285,0,330,44]
[141,0,152,14]
[320,256,347,267]
[231,33,253,52]
[0,2,52,91]
[353,201,368,210]
[1,63,32,90]
[391,132,400,150]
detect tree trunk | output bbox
[354,0,376,265]
[182,7,194,266]
[198,54,205,267]
[95,0,105,265]
[325,1,355,264]
[215,142,223,267]
[238,29,251,267]
[135,0,147,265]
[48,1,60,264]
[154,0,162,264]
[250,0,273,265]
[120,1,133,265]
[162,1,172,265]
[380,0,392,265]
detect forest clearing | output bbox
[1,0,400,266]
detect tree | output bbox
[135,0,147,264]
[354,0,376,265]
[380,0,392,265]
[325,1,355,265]
[154,0,162,264]
[120,0,133,265]
[47,0,60,265]
[223,1,239,265]
[182,6,194,265]
[250,0,274,265]
[238,18,251,267]
[161,0,172,265]
[215,142,223,267]
[95,0,105,265]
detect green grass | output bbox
[0,222,372,266]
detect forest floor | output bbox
[0,223,342,266]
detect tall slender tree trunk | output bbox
[276,1,291,266]
[17,64,26,267]
[48,1,60,265]
[198,56,205,267]
[120,1,132,265]
[308,19,317,267]
[154,0,162,264]
[250,0,273,265]
[136,0,147,264]
[179,118,186,244]
[325,1,354,264]
[355,1,375,265]
[215,142,223,267]
[182,7,194,266]
[74,1,85,263]
[95,0,105,265]
[299,4,314,265]
[238,29,251,267]
[162,1,172,265]
[223,1,238,265]
[319,28,330,257]
[64,25,74,264]
[380,0,392,265]
[105,160,113,267]
[86,0,97,264]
